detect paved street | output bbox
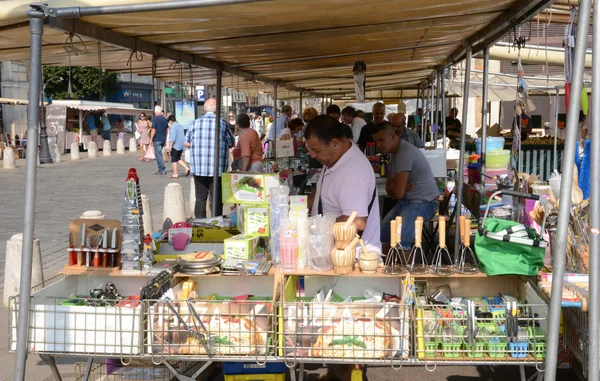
[0,152,576,380]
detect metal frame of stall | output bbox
[14,1,597,381]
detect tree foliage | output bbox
[43,66,119,101]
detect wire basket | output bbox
[9,295,141,358]
[415,301,547,367]
[144,298,276,363]
[277,300,411,368]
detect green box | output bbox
[224,234,268,260]
[238,205,270,237]
[222,172,280,205]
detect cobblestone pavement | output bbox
[0,152,576,380]
[0,151,195,291]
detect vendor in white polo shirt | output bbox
[306,115,382,256]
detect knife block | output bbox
[69,219,123,247]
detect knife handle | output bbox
[93,250,100,267]
[102,252,108,267]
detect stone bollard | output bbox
[3,147,16,169]
[80,210,105,219]
[70,142,80,160]
[163,183,186,223]
[54,143,62,163]
[141,194,154,234]
[190,177,196,215]
[116,138,126,154]
[87,141,98,159]
[103,140,112,156]
[4,233,44,307]
[129,137,137,153]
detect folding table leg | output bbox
[39,354,63,381]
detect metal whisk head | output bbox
[457,216,478,274]
[431,217,455,275]
[384,218,406,275]
[408,217,429,274]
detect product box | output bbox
[222,172,280,205]
[238,206,270,237]
[224,234,268,260]
[191,227,238,242]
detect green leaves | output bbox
[328,336,367,349]
[43,66,119,101]
[214,336,233,346]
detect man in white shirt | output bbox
[306,115,381,255]
[341,106,367,143]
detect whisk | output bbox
[457,216,479,274]
[431,217,456,275]
[396,216,409,265]
[409,217,429,274]
[384,219,405,274]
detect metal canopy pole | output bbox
[454,44,472,257]
[50,0,264,17]
[299,91,303,114]
[588,1,600,379]
[212,68,222,217]
[39,70,52,164]
[553,86,560,171]
[421,86,427,142]
[273,84,278,158]
[480,47,489,186]
[14,8,44,381]
[544,0,591,378]
[434,73,440,149]
[415,86,421,130]
[441,70,447,151]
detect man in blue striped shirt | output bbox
[185,98,235,218]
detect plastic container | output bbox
[485,150,510,169]
[279,219,298,271]
[223,362,286,375]
[467,163,480,184]
[476,137,505,154]
[225,374,285,381]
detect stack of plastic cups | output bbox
[269,186,290,267]
[280,219,298,271]
[290,196,309,269]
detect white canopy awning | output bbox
[50,100,151,115]
[445,72,592,101]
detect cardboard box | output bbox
[238,206,270,237]
[191,227,238,242]
[224,234,268,260]
[222,172,279,205]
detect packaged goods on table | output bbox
[222,172,280,205]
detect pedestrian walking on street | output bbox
[137,112,152,161]
[185,98,235,218]
[167,115,190,178]
[151,105,169,175]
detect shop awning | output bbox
[0,0,554,99]
[49,100,151,115]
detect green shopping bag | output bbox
[475,217,546,276]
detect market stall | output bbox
[45,100,150,154]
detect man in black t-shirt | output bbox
[446,107,462,141]
[357,102,386,152]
